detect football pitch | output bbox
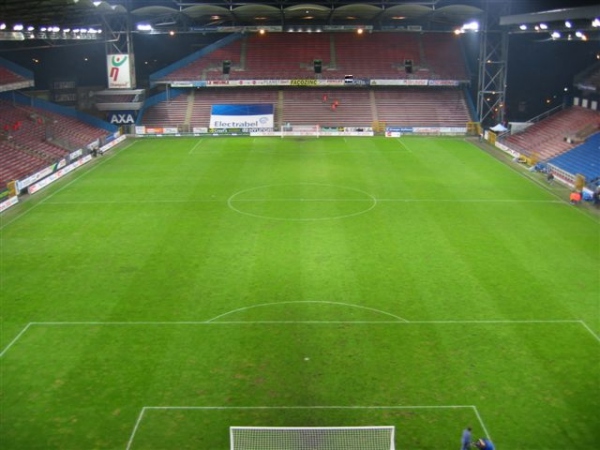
[1,136,598,449]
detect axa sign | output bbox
[108,112,136,125]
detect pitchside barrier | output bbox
[132,125,472,137]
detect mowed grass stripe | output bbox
[1,136,598,450]
[1,322,597,449]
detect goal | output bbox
[230,426,395,450]
[280,124,320,138]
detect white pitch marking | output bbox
[0,323,32,358]
[125,407,147,450]
[205,300,409,323]
[1,319,597,359]
[188,139,204,154]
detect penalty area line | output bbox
[0,323,33,358]
[125,405,488,450]
[2,319,597,359]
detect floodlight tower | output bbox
[477,0,511,126]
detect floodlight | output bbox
[13,24,23,31]
[592,18,600,27]
[462,21,479,31]
[539,23,548,30]
[0,23,6,30]
[519,24,527,30]
[565,20,572,28]
[551,31,561,39]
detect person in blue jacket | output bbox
[474,437,495,450]
[460,427,472,450]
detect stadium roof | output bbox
[0,1,486,32]
[0,1,598,37]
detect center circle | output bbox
[227,183,377,221]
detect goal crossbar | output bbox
[230,426,395,450]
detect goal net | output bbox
[230,426,395,450]
[280,124,320,138]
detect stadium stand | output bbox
[330,33,420,79]
[0,66,26,85]
[0,141,50,187]
[141,93,190,128]
[0,57,34,92]
[0,96,116,186]
[139,86,472,130]
[189,88,279,128]
[547,132,600,183]
[503,106,600,161]
[280,88,373,128]
[420,34,470,80]
[153,32,468,83]
[374,88,471,127]
[239,33,330,80]
[158,40,244,82]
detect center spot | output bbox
[227,183,377,221]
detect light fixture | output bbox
[462,21,479,32]
[565,20,572,28]
[519,24,527,30]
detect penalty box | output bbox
[126,405,488,450]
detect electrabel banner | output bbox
[107,54,133,89]
[210,104,274,129]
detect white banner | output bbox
[107,54,132,89]
[210,104,274,129]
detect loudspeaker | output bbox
[404,59,413,74]
[313,59,322,74]
[223,60,231,75]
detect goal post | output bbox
[230,426,395,450]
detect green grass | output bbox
[1,136,599,449]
